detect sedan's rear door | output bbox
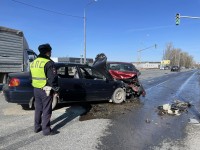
[58,65,86,102]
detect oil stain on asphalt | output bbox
[79,98,142,121]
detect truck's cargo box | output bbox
[0,26,37,83]
[0,26,26,72]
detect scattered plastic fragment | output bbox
[189,118,200,124]
[157,100,191,116]
[163,104,171,111]
[145,118,151,123]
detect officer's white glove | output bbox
[42,86,52,96]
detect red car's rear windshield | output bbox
[107,63,135,72]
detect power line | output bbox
[11,0,83,19]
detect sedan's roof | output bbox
[107,61,133,65]
[54,62,89,67]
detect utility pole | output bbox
[83,0,97,64]
[80,55,83,64]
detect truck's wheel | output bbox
[112,88,126,104]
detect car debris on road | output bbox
[188,118,200,125]
[157,100,191,116]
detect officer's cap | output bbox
[38,43,52,54]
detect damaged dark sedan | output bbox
[3,62,126,110]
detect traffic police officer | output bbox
[30,43,59,136]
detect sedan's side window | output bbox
[71,67,79,79]
[57,67,65,78]
[57,66,76,78]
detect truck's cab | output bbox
[23,49,37,72]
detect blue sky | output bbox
[1,0,200,62]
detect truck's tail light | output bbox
[9,78,20,87]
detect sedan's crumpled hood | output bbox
[92,53,113,80]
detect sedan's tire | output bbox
[52,94,58,110]
[112,88,126,104]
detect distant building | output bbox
[133,62,161,69]
[52,57,160,69]
[51,57,58,62]
[57,57,94,65]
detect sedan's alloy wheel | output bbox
[112,88,125,104]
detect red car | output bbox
[93,54,146,99]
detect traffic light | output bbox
[175,13,180,25]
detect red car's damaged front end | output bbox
[108,64,146,98]
[93,53,146,99]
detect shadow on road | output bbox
[51,104,92,131]
[0,84,3,91]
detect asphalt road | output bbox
[0,69,199,150]
[100,69,200,149]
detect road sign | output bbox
[161,60,170,65]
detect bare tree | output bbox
[163,43,194,68]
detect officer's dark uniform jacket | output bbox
[30,54,58,89]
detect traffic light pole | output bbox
[137,44,157,64]
[180,15,200,19]
[175,13,200,25]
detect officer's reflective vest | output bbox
[30,57,50,88]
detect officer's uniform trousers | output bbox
[34,88,52,135]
